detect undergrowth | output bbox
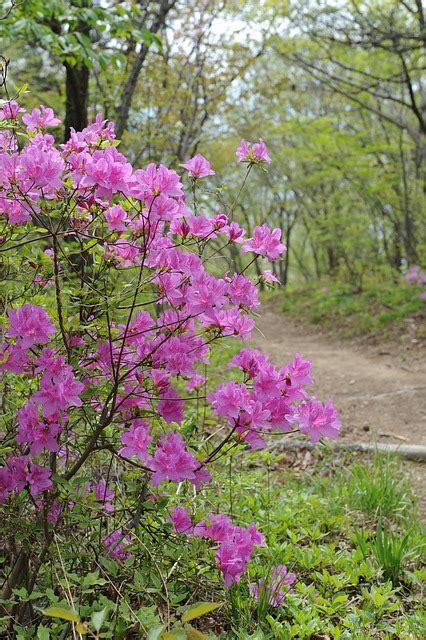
[279,278,425,338]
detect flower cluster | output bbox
[208,349,340,450]
[250,565,296,607]
[170,508,266,586]
[236,138,271,164]
[0,100,339,590]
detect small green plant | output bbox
[356,521,411,586]
[343,454,413,520]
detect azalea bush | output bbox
[0,100,340,637]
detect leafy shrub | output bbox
[0,102,341,637]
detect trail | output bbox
[251,304,426,446]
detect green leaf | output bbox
[37,627,50,640]
[91,607,108,632]
[181,602,221,624]
[147,625,165,640]
[43,606,80,623]
[186,629,210,640]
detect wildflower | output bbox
[119,420,152,461]
[150,432,198,486]
[90,480,115,513]
[242,224,286,261]
[104,204,127,231]
[7,304,56,348]
[208,381,251,420]
[180,154,215,178]
[289,397,341,442]
[169,506,193,534]
[102,529,132,561]
[250,565,296,607]
[22,106,61,131]
[26,463,52,497]
[236,138,271,164]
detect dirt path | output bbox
[251,304,426,446]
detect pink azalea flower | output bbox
[208,381,251,420]
[119,420,152,461]
[180,154,215,179]
[7,304,56,348]
[261,269,280,283]
[26,463,52,497]
[17,401,61,455]
[250,565,296,607]
[289,397,341,443]
[0,467,15,502]
[157,386,185,424]
[236,138,271,164]
[91,480,115,513]
[32,371,84,418]
[242,224,286,262]
[104,204,127,231]
[169,506,193,534]
[0,342,29,374]
[0,100,24,120]
[280,353,314,388]
[150,432,198,486]
[229,348,269,379]
[102,529,132,561]
[221,220,245,243]
[226,273,259,308]
[22,105,61,131]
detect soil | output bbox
[250,302,426,514]
[251,302,426,447]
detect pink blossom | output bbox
[157,386,185,424]
[17,401,61,455]
[236,138,271,164]
[221,220,245,243]
[261,270,280,283]
[229,348,269,379]
[281,353,314,388]
[102,529,132,561]
[289,397,341,442]
[226,273,259,308]
[26,463,52,496]
[119,420,152,461]
[242,225,286,261]
[32,371,84,418]
[250,565,296,607]
[0,342,29,374]
[169,506,193,534]
[150,432,198,486]
[22,106,61,131]
[0,467,15,502]
[0,100,24,120]
[19,144,65,194]
[131,163,184,199]
[7,304,56,348]
[6,455,28,492]
[104,204,127,231]
[180,154,215,179]
[91,480,115,513]
[208,381,251,420]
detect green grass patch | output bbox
[216,451,425,639]
[279,277,425,338]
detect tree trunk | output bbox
[115,0,177,139]
[64,62,89,141]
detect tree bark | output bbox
[63,62,89,141]
[115,0,177,139]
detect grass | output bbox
[339,454,415,521]
[279,277,425,338]
[207,450,425,639]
